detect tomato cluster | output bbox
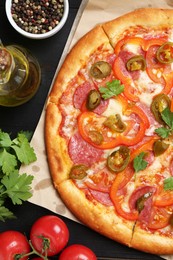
[0,215,97,260]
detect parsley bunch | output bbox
[0,130,37,221]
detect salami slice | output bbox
[68,132,103,166]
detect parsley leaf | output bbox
[99,79,124,99]
[155,107,173,138]
[12,133,37,165]
[164,177,173,190]
[0,130,12,148]
[155,127,171,138]
[0,149,17,175]
[0,129,37,221]
[1,172,34,204]
[161,107,173,128]
[133,152,148,172]
[0,205,16,222]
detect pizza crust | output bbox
[103,8,173,47]
[131,225,173,255]
[58,179,134,247]
[45,102,72,184]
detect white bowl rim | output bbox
[5,0,69,39]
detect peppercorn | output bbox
[11,0,64,34]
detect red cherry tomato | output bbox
[30,215,69,256]
[0,230,30,260]
[59,244,97,260]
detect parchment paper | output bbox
[20,1,173,259]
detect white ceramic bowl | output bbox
[5,0,69,39]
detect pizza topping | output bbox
[155,106,173,138]
[133,152,148,173]
[156,42,173,64]
[147,207,170,230]
[154,188,173,207]
[110,171,138,220]
[153,140,169,156]
[86,89,101,110]
[107,146,130,173]
[85,171,113,193]
[163,176,173,190]
[99,79,124,99]
[89,189,113,206]
[136,192,152,213]
[88,130,103,145]
[126,55,146,72]
[69,164,88,180]
[129,186,156,220]
[151,93,170,124]
[78,104,148,149]
[89,61,112,79]
[73,81,93,110]
[68,132,103,166]
[103,114,126,133]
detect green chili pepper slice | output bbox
[153,140,169,157]
[126,55,146,71]
[88,130,104,145]
[136,192,152,213]
[107,146,130,173]
[86,89,101,110]
[156,42,173,64]
[103,114,126,133]
[69,164,88,180]
[151,94,170,124]
[90,61,111,79]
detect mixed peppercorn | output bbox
[11,0,64,34]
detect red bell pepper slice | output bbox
[113,57,139,102]
[110,170,138,220]
[114,36,145,55]
[77,99,149,150]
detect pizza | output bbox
[45,8,173,255]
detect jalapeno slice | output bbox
[151,94,170,124]
[126,55,146,71]
[107,146,130,173]
[88,130,103,145]
[69,164,88,180]
[90,61,111,79]
[153,140,169,156]
[103,114,126,133]
[156,42,173,64]
[86,89,101,110]
[136,192,152,213]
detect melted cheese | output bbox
[102,98,123,117]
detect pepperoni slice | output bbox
[89,189,113,206]
[68,132,103,166]
[73,81,93,109]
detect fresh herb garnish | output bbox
[133,152,148,173]
[155,107,173,138]
[163,177,173,190]
[0,129,37,221]
[99,79,124,99]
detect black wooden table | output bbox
[0,0,164,259]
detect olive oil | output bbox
[0,45,41,106]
